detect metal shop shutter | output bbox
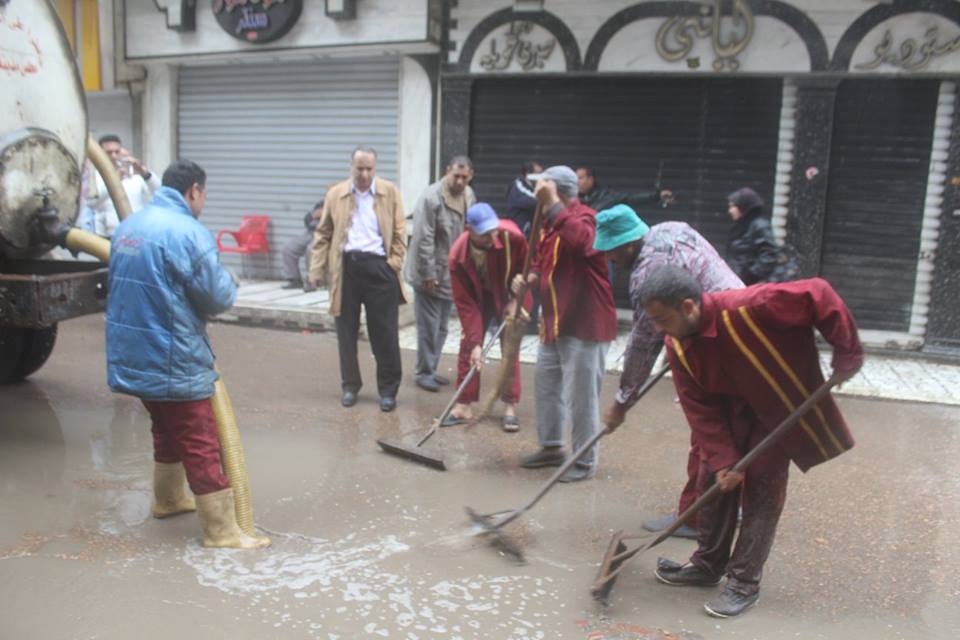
[821,80,938,333]
[467,76,782,307]
[179,57,400,279]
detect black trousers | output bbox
[335,252,402,398]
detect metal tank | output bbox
[0,0,107,383]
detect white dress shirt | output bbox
[343,179,386,255]
[87,171,161,237]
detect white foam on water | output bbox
[180,530,557,638]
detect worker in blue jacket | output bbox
[106,159,268,549]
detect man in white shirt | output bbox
[87,134,161,237]
[308,147,408,412]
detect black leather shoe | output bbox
[433,374,450,386]
[415,376,440,392]
[282,280,304,290]
[704,585,760,618]
[380,396,397,412]
[341,390,358,407]
[655,563,722,587]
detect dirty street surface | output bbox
[2,316,959,640]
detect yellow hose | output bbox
[64,228,110,262]
[86,134,133,220]
[64,228,256,537]
[209,375,255,536]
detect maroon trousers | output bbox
[690,434,790,595]
[456,292,521,405]
[142,398,230,496]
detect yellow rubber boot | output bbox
[196,488,271,549]
[151,462,197,519]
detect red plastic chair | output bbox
[216,215,271,254]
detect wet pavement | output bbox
[1,315,959,640]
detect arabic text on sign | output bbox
[855,26,960,72]
[655,0,754,71]
[479,21,557,72]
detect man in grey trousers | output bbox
[405,156,476,392]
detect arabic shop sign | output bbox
[855,25,960,72]
[212,0,303,44]
[656,0,754,71]
[474,21,561,73]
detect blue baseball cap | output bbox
[466,202,499,235]
[593,204,650,252]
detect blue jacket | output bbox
[106,187,237,401]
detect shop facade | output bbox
[122,0,443,279]
[440,0,960,355]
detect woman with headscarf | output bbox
[725,187,797,285]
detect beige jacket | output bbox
[309,177,409,317]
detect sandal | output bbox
[440,415,468,428]
[501,415,520,433]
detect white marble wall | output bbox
[450,0,960,74]
[125,0,432,60]
[141,64,177,177]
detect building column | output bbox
[439,75,472,178]
[142,63,178,175]
[398,56,436,215]
[785,77,839,277]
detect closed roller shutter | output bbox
[179,58,400,279]
[467,77,782,306]
[821,80,938,332]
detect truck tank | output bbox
[0,0,106,383]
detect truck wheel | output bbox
[17,325,58,380]
[0,325,57,384]
[0,328,27,384]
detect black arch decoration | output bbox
[583,0,829,72]
[456,7,582,73]
[830,0,960,71]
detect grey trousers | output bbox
[281,230,314,282]
[535,336,609,469]
[414,289,451,379]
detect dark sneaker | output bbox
[416,375,440,392]
[379,396,397,413]
[520,447,565,469]
[433,374,450,386]
[704,585,759,618]
[558,464,595,483]
[655,563,722,587]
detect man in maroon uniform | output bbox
[639,265,862,617]
[445,203,530,430]
[513,166,618,482]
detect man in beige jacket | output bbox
[309,147,408,412]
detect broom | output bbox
[475,202,544,421]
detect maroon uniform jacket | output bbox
[532,200,617,344]
[665,278,863,474]
[449,219,530,350]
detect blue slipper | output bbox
[440,416,467,428]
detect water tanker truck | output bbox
[0,0,113,383]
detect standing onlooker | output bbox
[504,161,542,237]
[87,134,161,237]
[281,201,324,291]
[106,159,269,549]
[594,204,744,538]
[576,166,673,214]
[725,187,799,285]
[639,266,862,618]
[309,147,408,413]
[446,203,530,430]
[405,156,476,392]
[512,166,617,483]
